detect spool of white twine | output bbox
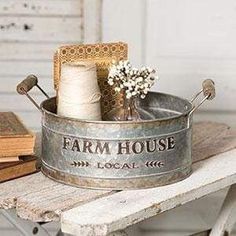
[57,61,102,120]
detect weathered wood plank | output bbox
[146,0,236,59]
[61,149,236,236]
[150,58,236,78]
[2,60,234,111]
[0,173,113,222]
[102,0,145,66]
[0,16,82,42]
[144,0,236,112]
[0,122,235,225]
[0,0,82,16]
[194,111,236,128]
[14,111,41,131]
[192,122,236,163]
[60,122,236,235]
[1,70,234,117]
[0,41,86,60]
[0,94,55,111]
[151,68,236,111]
[0,42,59,60]
[0,76,53,93]
[210,184,236,236]
[0,173,54,209]
[0,75,53,130]
[0,61,52,77]
[83,0,102,43]
[17,176,114,222]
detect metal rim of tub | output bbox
[17,76,215,190]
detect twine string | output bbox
[57,61,102,120]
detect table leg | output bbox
[209,184,236,236]
[1,209,50,236]
[193,184,236,236]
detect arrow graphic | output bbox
[70,161,89,167]
[145,161,164,168]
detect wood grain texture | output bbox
[0,16,82,43]
[0,76,53,93]
[0,60,52,78]
[192,122,236,162]
[0,156,37,183]
[0,122,235,225]
[0,172,113,222]
[0,112,31,136]
[193,111,236,128]
[60,122,236,235]
[102,0,144,66]
[0,0,82,16]
[210,184,236,236]
[0,0,103,133]
[83,0,103,43]
[61,148,236,236]
[0,94,53,111]
[145,0,236,59]
[0,42,66,60]
[13,111,41,131]
[144,0,236,112]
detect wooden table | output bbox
[0,122,236,236]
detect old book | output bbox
[0,156,19,163]
[0,155,38,182]
[0,112,35,157]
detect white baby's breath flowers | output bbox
[108,60,158,99]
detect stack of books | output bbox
[0,112,38,182]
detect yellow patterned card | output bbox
[53,42,128,116]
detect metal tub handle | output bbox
[16,75,50,111]
[189,79,215,115]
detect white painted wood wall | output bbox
[0,0,235,130]
[0,0,235,235]
[103,0,236,127]
[0,0,84,130]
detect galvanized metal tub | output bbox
[17,76,215,190]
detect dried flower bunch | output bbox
[108,60,158,99]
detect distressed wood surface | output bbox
[0,0,103,132]
[145,0,236,112]
[0,94,54,112]
[151,58,236,111]
[83,0,103,43]
[0,0,82,16]
[11,112,41,131]
[0,122,235,225]
[0,16,82,42]
[0,61,52,77]
[61,148,236,236]
[102,0,145,66]
[0,173,113,222]
[103,0,236,114]
[210,184,236,236]
[192,122,236,162]
[0,76,53,93]
[193,111,236,130]
[0,42,66,60]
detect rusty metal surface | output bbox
[40,91,194,189]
